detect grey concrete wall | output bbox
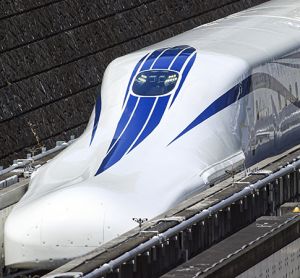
[0,0,269,167]
[237,237,300,278]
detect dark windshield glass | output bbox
[132,70,179,96]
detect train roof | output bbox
[133,0,300,69]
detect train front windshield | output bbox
[132,70,179,96]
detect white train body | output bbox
[4,0,300,269]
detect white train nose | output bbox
[4,185,106,269]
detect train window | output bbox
[132,70,179,96]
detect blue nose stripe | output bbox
[123,54,148,106]
[169,52,197,107]
[140,48,167,72]
[170,47,195,72]
[96,45,197,175]
[169,76,252,145]
[152,46,189,69]
[96,97,156,174]
[89,96,102,145]
[128,95,170,153]
[107,95,138,152]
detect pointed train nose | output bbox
[4,185,106,269]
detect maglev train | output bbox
[4,0,300,269]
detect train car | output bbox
[4,0,300,269]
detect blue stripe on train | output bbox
[96,45,197,175]
[140,48,167,71]
[107,96,138,152]
[123,54,148,106]
[96,97,156,174]
[170,52,196,107]
[169,76,252,145]
[89,96,102,145]
[152,46,189,69]
[128,95,170,153]
[171,47,195,72]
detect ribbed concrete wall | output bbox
[0,0,269,167]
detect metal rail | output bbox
[0,175,18,189]
[83,159,300,278]
[0,139,75,177]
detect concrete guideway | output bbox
[162,213,300,278]
[43,145,300,278]
[1,143,300,277]
[2,144,300,278]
